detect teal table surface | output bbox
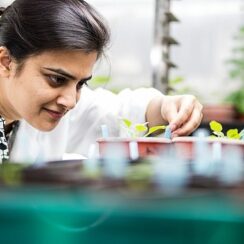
[0,186,244,244]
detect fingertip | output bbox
[169,123,177,132]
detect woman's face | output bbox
[3,50,97,131]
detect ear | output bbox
[0,46,12,78]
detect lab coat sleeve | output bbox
[66,86,163,156]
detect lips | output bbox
[44,108,65,120]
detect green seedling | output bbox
[121,118,166,138]
[209,120,242,140]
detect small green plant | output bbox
[121,118,166,138]
[209,120,244,140]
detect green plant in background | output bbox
[122,118,166,138]
[89,75,123,94]
[225,25,244,115]
[225,89,244,114]
[209,120,244,140]
[168,76,189,95]
[168,76,202,100]
[89,75,111,89]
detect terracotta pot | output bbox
[97,137,171,158]
[237,113,244,122]
[97,137,244,160]
[173,137,244,160]
[202,104,236,123]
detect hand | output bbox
[146,94,203,137]
[161,95,203,136]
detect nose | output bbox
[56,85,78,110]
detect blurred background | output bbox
[2,0,244,123]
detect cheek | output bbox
[10,83,31,109]
[14,87,52,117]
[19,73,50,97]
[25,79,58,105]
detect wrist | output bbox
[146,95,167,127]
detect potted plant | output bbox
[97,119,171,158]
[97,117,244,160]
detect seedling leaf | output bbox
[227,129,241,139]
[122,118,132,128]
[145,125,166,137]
[210,120,223,132]
[135,124,148,133]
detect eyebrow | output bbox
[43,67,92,82]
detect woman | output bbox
[0,0,203,162]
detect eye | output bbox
[76,80,88,91]
[46,74,67,86]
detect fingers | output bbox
[162,95,203,136]
[169,96,195,131]
[160,96,179,130]
[172,104,203,136]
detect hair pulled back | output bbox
[0,0,110,63]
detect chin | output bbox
[31,121,59,132]
[40,126,57,132]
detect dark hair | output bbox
[0,0,110,64]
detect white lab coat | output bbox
[10,87,162,163]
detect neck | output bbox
[0,107,16,125]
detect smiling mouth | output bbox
[43,108,65,120]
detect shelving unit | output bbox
[152,0,179,93]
